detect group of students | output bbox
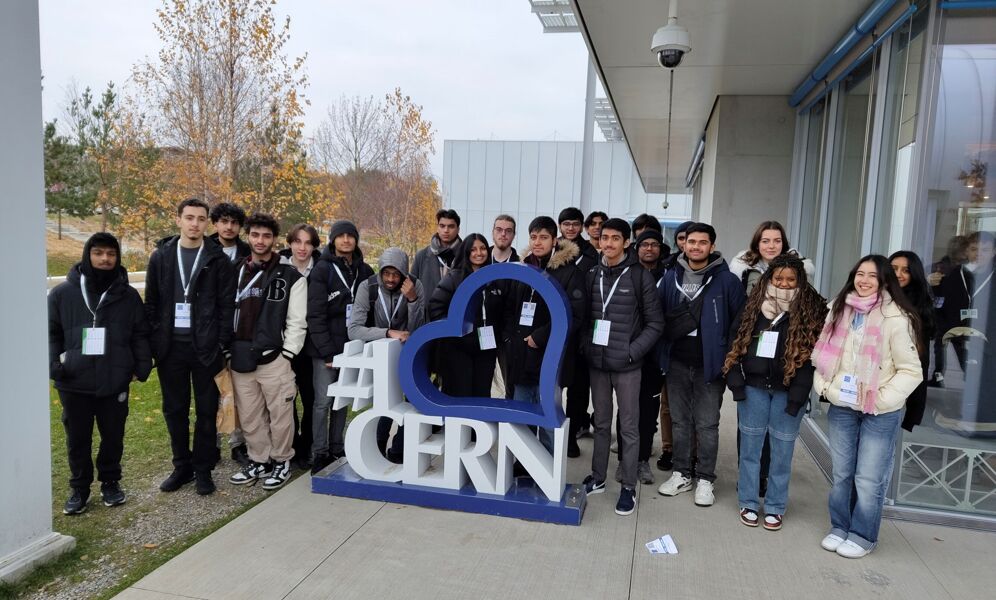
[49,199,940,559]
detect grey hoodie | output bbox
[347,247,426,342]
[676,252,727,298]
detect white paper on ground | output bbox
[646,534,678,555]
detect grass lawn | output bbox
[0,372,281,600]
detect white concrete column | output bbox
[0,0,76,583]
[579,57,596,214]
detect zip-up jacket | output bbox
[561,236,598,274]
[502,240,587,387]
[209,232,251,264]
[233,257,308,361]
[725,312,814,416]
[582,252,665,372]
[145,235,236,366]
[428,267,505,354]
[348,248,427,341]
[279,247,322,357]
[657,253,746,382]
[49,264,152,396]
[411,234,461,303]
[307,245,375,361]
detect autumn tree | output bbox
[43,120,95,238]
[64,82,121,231]
[132,0,308,203]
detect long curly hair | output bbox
[723,254,828,385]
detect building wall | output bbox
[0,0,61,565]
[697,96,797,256]
[442,140,692,243]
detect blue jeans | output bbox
[737,386,804,514]
[513,384,555,453]
[827,404,902,550]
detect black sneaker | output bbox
[230,444,250,467]
[291,455,312,471]
[262,460,292,491]
[229,461,270,486]
[159,468,195,492]
[311,453,333,475]
[928,372,945,388]
[582,474,605,496]
[615,486,636,516]
[63,488,90,515]
[100,481,126,507]
[195,471,216,496]
[656,450,673,471]
[567,438,581,458]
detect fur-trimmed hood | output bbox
[522,239,580,271]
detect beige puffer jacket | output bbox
[812,298,923,415]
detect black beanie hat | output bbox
[675,220,694,244]
[81,232,122,294]
[600,217,631,241]
[329,220,359,244]
[635,228,664,247]
[557,207,585,224]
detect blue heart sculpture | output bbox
[399,262,570,429]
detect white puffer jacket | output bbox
[812,298,923,415]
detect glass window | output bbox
[797,98,829,260]
[897,8,996,517]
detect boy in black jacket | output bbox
[580,219,664,516]
[49,233,152,514]
[145,198,236,496]
[306,220,375,474]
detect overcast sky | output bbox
[39,0,600,178]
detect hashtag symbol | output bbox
[329,340,376,411]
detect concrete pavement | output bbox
[114,402,996,600]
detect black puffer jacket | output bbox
[307,245,375,362]
[144,235,236,366]
[428,267,505,353]
[582,252,665,372]
[49,265,152,396]
[503,240,587,387]
[567,236,599,273]
[724,312,815,417]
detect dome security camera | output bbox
[651,1,690,69]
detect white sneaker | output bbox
[694,479,715,506]
[262,460,292,491]
[657,472,693,496]
[835,539,871,559]
[820,533,845,552]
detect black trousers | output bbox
[291,353,314,462]
[59,390,129,489]
[566,351,591,435]
[736,427,771,483]
[158,342,221,473]
[442,344,496,398]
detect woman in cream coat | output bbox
[812,255,922,559]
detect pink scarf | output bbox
[813,292,886,414]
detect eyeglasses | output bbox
[561,221,582,228]
[639,242,661,250]
[493,227,515,236]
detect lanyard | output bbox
[78,275,109,327]
[379,291,403,324]
[235,264,265,303]
[333,264,358,301]
[599,266,631,314]
[962,269,993,306]
[176,243,204,302]
[766,312,787,331]
[481,289,488,325]
[675,275,712,302]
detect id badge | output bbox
[519,301,536,326]
[839,373,860,405]
[345,303,353,326]
[592,319,611,346]
[961,308,979,320]
[687,329,698,337]
[478,325,497,350]
[756,331,778,358]
[82,327,106,356]
[174,302,192,328]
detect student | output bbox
[429,233,502,397]
[504,216,586,452]
[278,223,322,470]
[729,221,815,295]
[307,220,375,473]
[146,198,236,496]
[49,233,152,514]
[558,207,598,444]
[813,255,922,558]
[585,210,608,252]
[227,213,308,491]
[580,219,664,516]
[412,208,462,301]
[656,222,745,506]
[490,214,519,264]
[209,202,251,264]
[348,248,426,463]
[631,213,664,241]
[724,255,827,530]
[934,231,994,380]
[657,220,693,471]
[889,251,936,432]
[927,235,969,387]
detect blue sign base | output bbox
[311,461,586,526]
